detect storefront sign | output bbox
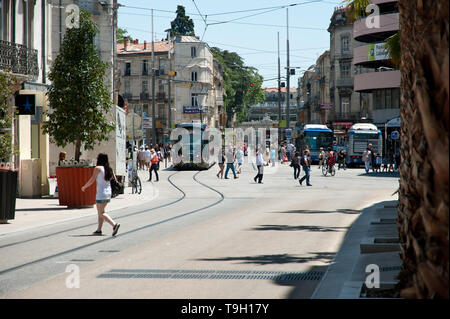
[367,43,390,61]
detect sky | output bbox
[117,0,345,88]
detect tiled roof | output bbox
[117,40,172,55]
[263,87,297,93]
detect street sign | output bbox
[391,131,399,140]
[285,129,292,138]
[143,117,152,129]
[15,94,36,115]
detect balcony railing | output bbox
[0,40,39,77]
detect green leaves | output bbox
[42,9,114,161]
[0,72,15,162]
[211,47,265,125]
[170,5,195,37]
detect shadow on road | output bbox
[195,251,336,266]
[273,265,330,299]
[251,225,350,232]
[358,171,400,178]
[267,208,361,215]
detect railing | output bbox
[0,40,39,77]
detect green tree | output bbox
[169,5,195,37]
[0,73,15,162]
[211,48,265,126]
[42,9,115,162]
[117,27,133,43]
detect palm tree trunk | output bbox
[397,0,449,299]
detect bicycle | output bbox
[129,170,142,194]
[322,160,336,177]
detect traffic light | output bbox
[250,82,254,87]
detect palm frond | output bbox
[385,32,401,67]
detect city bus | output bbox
[296,124,334,163]
[172,123,212,170]
[344,123,383,167]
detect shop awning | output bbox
[386,116,401,127]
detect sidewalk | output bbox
[311,199,402,299]
[0,169,158,237]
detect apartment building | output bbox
[352,0,400,155]
[247,87,298,124]
[1,0,51,197]
[0,0,120,196]
[298,51,332,125]
[328,5,371,143]
[117,35,224,145]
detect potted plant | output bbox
[42,9,114,207]
[0,72,18,222]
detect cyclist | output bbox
[318,147,325,170]
[326,146,336,174]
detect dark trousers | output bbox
[293,164,301,179]
[299,165,310,185]
[224,163,237,178]
[149,163,159,181]
[254,165,263,183]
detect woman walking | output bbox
[217,150,225,179]
[148,148,159,182]
[292,151,301,179]
[81,153,120,236]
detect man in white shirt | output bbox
[224,148,239,179]
[254,148,265,183]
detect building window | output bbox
[341,36,350,54]
[142,60,148,75]
[191,46,197,58]
[191,93,199,106]
[159,59,165,74]
[124,80,130,94]
[341,97,350,114]
[125,62,131,76]
[340,61,351,78]
[142,80,148,93]
[0,0,4,41]
[191,71,198,82]
[392,88,400,108]
[385,89,392,108]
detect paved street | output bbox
[0,163,398,299]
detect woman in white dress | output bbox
[82,153,120,236]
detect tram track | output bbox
[0,169,225,277]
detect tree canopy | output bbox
[211,47,265,125]
[169,5,195,37]
[117,27,133,43]
[43,9,115,162]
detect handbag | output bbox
[110,179,122,198]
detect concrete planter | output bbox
[56,166,96,207]
[0,169,18,222]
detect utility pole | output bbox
[286,8,290,132]
[151,9,157,145]
[168,31,172,133]
[277,32,282,146]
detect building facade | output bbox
[117,35,224,145]
[247,87,298,124]
[352,0,400,155]
[328,6,371,143]
[0,0,120,197]
[297,51,332,125]
[1,0,50,197]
